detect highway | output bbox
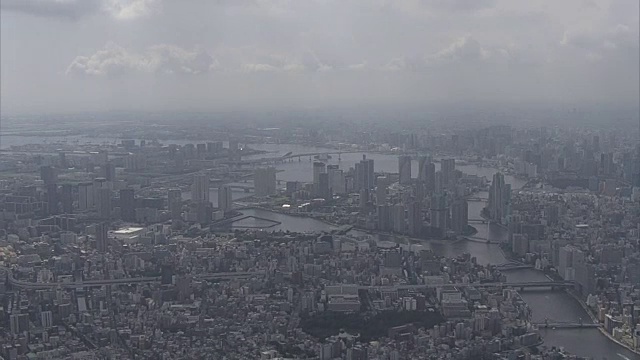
[360,281,575,291]
[1,267,264,290]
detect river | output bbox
[3,136,636,359]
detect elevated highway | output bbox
[2,267,264,290]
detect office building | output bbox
[10,313,29,335]
[398,155,412,185]
[254,167,277,197]
[40,310,53,329]
[218,185,233,212]
[191,174,210,203]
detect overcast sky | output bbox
[1,0,638,115]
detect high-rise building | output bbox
[119,188,136,222]
[398,155,412,185]
[318,173,331,200]
[103,162,116,182]
[450,199,469,234]
[488,172,511,224]
[78,182,94,210]
[313,162,326,195]
[10,313,29,335]
[96,222,108,253]
[355,155,375,191]
[376,175,388,205]
[168,188,182,220]
[407,201,422,237]
[377,204,391,231]
[328,165,346,194]
[96,188,112,219]
[430,193,448,235]
[191,174,210,203]
[392,204,405,234]
[60,184,73,214]
[218,185,233,212]
[40,310,53,329]
[254,167,277,197]
[46,183,59,215]
[441,158,456,188]
[40,165,58,185]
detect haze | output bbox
[1,0,639,115]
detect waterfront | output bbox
[3,136,637,359]
[240,144,637,360]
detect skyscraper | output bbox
[60,184,73,214]
[168,188,182,220]
[46,183,59,215]
[96,222,108,253]
[327,165,346,194]
[254,167,277,197]
[407,201,422,237]
[441,158,456,188]
[451,199,469,234]
[313,162,326,195]
[398,155,412,185]
[355,155,375,191]
[488,172,511,224]
[40,165,57,185]
[78,182,94,210]
[318,173,331,199]
[377,204,391,231]
[96,188,112,219]
[430,193,448,235]
[218,185,233,212]
[191,174,210,203]
[392,204,405,234]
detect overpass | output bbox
[2,267,264,290]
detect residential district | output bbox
[0,119,639,360]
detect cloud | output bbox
[428,36,491,63]
[0,0,159,20]
[0,0,102,20]
[561,23,639,62]
[66,42,217,76]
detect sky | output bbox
[1,0,638,115]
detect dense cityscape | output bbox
[1,0,639,359]
[0,115,639,359]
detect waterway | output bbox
[3,136,636,359]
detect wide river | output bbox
[2,136,636,359]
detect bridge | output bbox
[534,321,600,329]
[468,219,488,224]
[2,267,264,290]
[466,197,488,202]
[360,281,575,291]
